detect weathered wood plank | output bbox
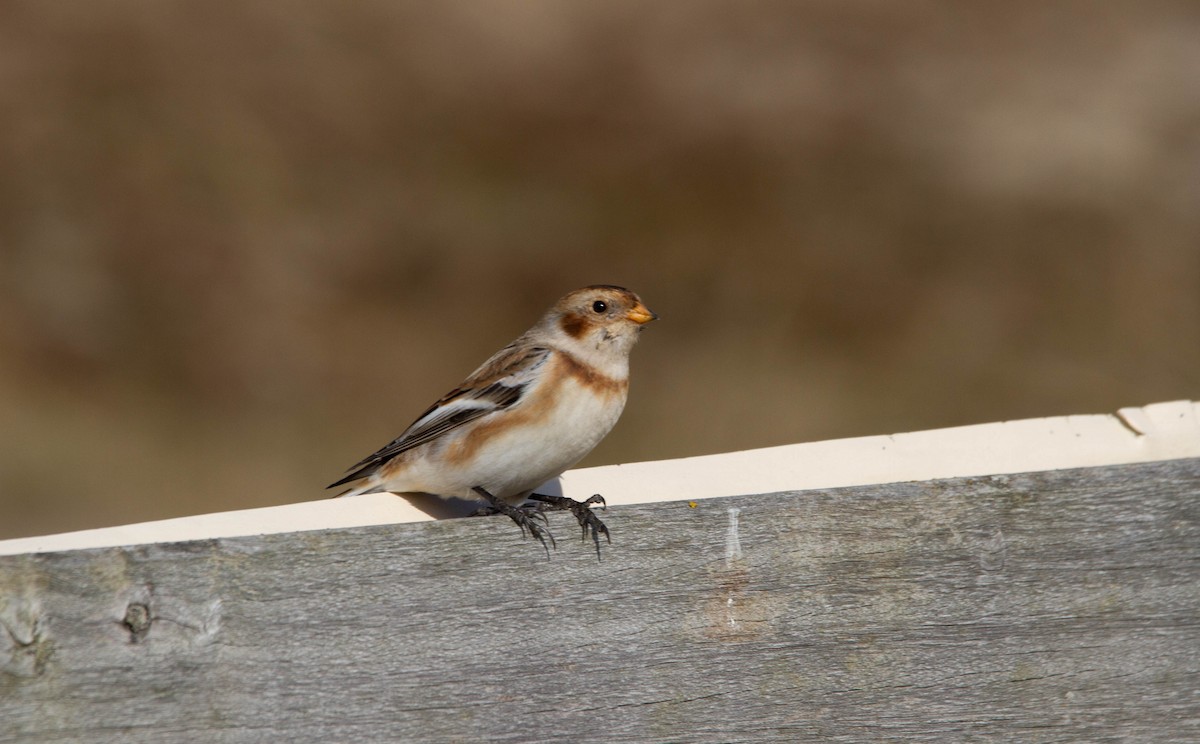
[2,459,1199,742]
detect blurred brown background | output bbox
[1,1,1197,540]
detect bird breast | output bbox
[442,352,629,498]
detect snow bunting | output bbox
[328,285,657,554]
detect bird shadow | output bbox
[400,478,564,520]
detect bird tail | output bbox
[329,480,387,498]
[327,463,387,497]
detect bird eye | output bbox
[591,300,607,313]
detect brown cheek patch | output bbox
[559,313,589,340]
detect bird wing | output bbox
[327,344,551,488]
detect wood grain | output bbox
[3,459,1198,742]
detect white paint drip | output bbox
[724,507,745,629]
[725,507,743,566]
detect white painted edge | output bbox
[2,400,1197,557]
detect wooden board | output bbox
[3,458,1199,742]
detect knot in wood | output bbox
[123,603,152,641]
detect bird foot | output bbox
[470,487,556,557]
[528,493,610,559]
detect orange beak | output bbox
[626,303,658,325]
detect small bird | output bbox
[328,285,657,555]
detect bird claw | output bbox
[528,493,611,559]
[471,487,556,557]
